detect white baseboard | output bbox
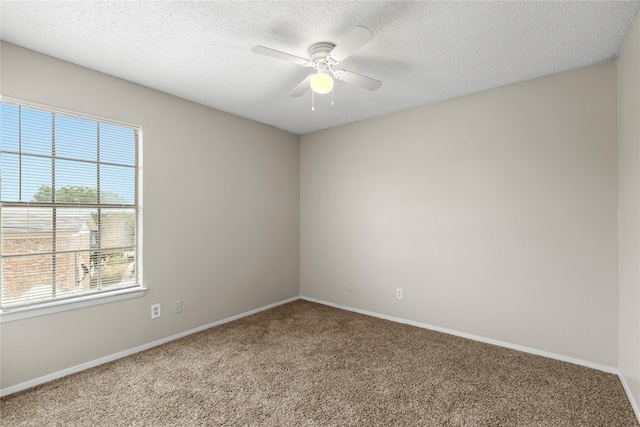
[302,296,640,424]
[300,295,619,375]
[0,296,300,397]
[619,372,640,422]
[6,293,637,425]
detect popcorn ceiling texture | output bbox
[1,1,639,134]
[1,300,637,426]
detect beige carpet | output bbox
[1,300,637,426]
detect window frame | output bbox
[0,97,145,322]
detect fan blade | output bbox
[288,75,312,97]
[251,46,310,66]
[334,70,382,91]
[329,26,374,62]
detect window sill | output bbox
[0,287,147,323]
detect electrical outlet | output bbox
[173,300,182,314]
[151,303,161,319]
[396,288,403,300]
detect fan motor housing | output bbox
[308,42,335,62]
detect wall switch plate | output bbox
[396,288,403,300]
[151,303,161,319]
[174,300,182,314]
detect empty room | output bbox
[1,1,640,425]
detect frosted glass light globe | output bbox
[310,72,334,94]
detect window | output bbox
[0,100,142,312]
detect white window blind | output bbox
[0,101,141,310]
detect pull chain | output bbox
[311,89,336,111]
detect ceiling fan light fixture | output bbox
[310,72,334,94]
[253,26,380,98]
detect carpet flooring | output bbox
[1,300,638,426]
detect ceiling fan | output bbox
[252,26,382,97]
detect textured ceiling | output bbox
[1,1,639,135]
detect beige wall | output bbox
[301,62,619,367]
[619,10,640,416]
[0,42,300,389]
